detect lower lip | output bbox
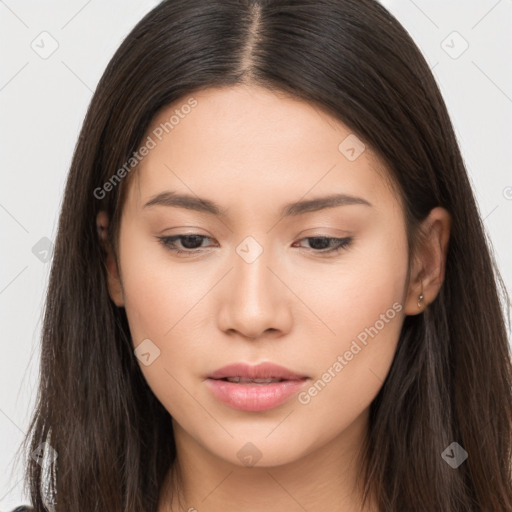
[206,378,308,412]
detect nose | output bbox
[216,243,293,341]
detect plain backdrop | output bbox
[1,0,511,508]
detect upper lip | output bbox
[207,362,308,381]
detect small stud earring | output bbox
[417,282,425,309]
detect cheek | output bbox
[118,237,206,418]
[295,226,408,413]
[343,230,407,338]
[294,222,408,347]
[119,231,196,341]
[118,229,210,343]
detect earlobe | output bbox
[96,211,125,307]
[404,207,451,315]
[404,268,426,316]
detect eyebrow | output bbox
[143,191,372,217]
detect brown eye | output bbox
[293,236,353,254]
[157,234,214,255]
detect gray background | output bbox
[1,0,511,508]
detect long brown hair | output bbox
[21,0,512,510]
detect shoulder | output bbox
[10,507,33,512]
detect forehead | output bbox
[124,85,398,215]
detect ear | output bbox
[404,206,451,315]
[96,211,125,307]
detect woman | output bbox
[15,0,512,511]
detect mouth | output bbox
[205,362,309,411]
[207,361,308,381]
[214,377,297,384]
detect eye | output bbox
[292,236,353,255]
[157,234,353,257]
[157,234,214,255]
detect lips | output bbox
[205,362,309,411]
[207,362,308,382]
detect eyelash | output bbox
[156,234,353,257]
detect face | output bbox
[107,84,411,468]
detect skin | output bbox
[97,84,451,512]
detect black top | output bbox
[11,507,33,511]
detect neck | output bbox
[158,409,379,512]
